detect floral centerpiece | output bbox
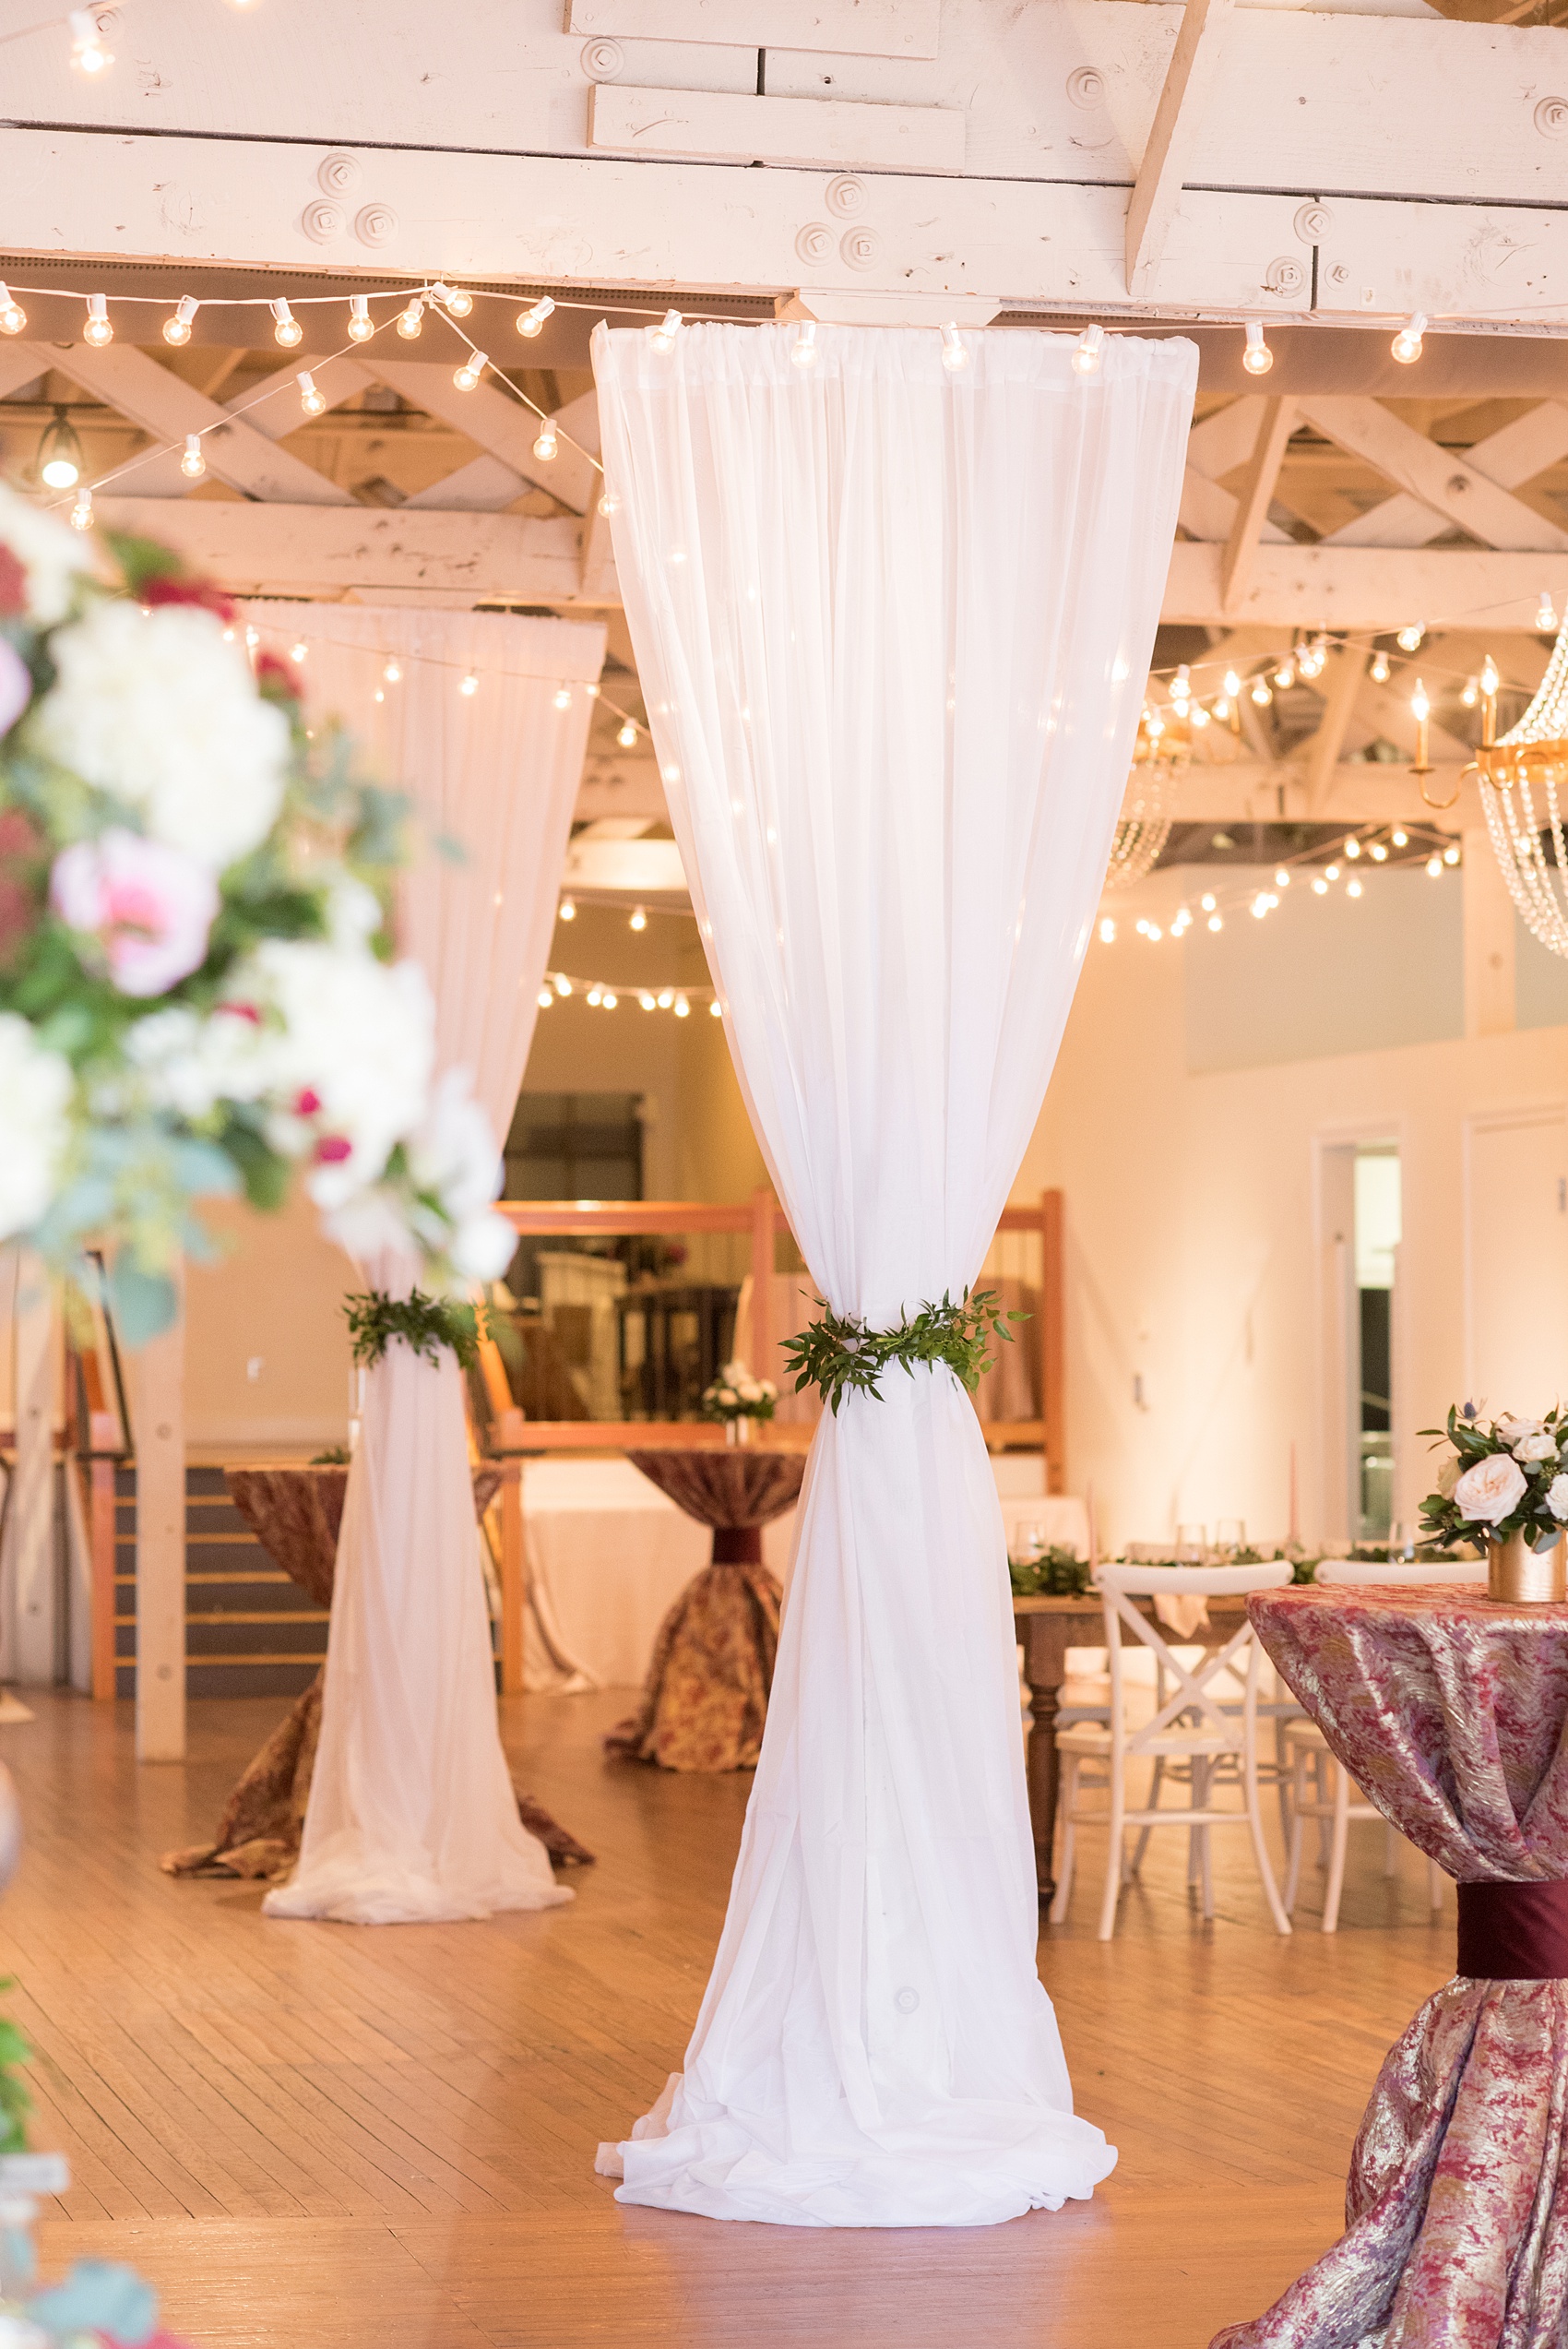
[1419,1402,1568,1602]
[0,489,512,1341]
[701,1359,778,1444]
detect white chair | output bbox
[1051,1562,1293,1941]
[1280,1557,1477,1932]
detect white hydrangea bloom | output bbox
[31,601,289,872]
[405,1067,514,1279]
[0,1013,72,1240]
[0,483,93,626]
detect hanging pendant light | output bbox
[1472,618,1568,956]
[37,407,85,490]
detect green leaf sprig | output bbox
[343,1289,487,1372]
[780,1287,1027,1416]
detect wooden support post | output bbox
[89,1458,116,1701]
[1040,1191,1066,1496]
[500,1461,525,1697]
[6,1253,56,1687]
[132,1265,185,1761]
[750,1187,776,1386]
[1221,399,1297,616]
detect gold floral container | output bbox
[1489,1530,1568,1604]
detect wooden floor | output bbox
[0,1687,1455,2348]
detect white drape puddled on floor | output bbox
[593,323,1194,2221]
[258,604,605,1925]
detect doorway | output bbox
[1319,1137,1402,1544]
[1465,1106,1568,1418]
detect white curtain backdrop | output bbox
[592,322,1194,2222]
[253,603,606,1924]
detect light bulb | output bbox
[68,9,112,72]
[1207,913,1223,933]
[444,285,473,317]
[1461,676,1479,709]
[459,671,478,697]
[597,486,620,518]
[1345,837,1361,858]
[454,352,488,391]
[270,298,303,348]
[69,487,92,531]
[538,986,553,1008]
[1391,312,1426,365]
[1099,917,1116,944]
[585,682,600,700]
[657,988,674,1008]
[1242,320,1273,376]
[1223,669,1241,698]
[1072,323,1104,376]
[1251,680,1272,707]
[650,308,683,352]
[630,907,647,933]
[1147,924,1163,943]
[1396,624,1423,652]
[1201,892,1216,912]
[1481,656,1500,696]
[1213,698,1230,723]
[517,296,554,338]
[1371,842,1388,862]
[673,995,690,1018]
[297,370,327,416]
[1370,651,1390,683]
[533,420,558,460]
[791,321,817,367]
[291,639,307,662]
[939,321,968,372]
[640,992,656,1011]
[397,298,424,340]
[382,659,401,684]
[162,295,198,346]
[1275,662,1295,690]
[1426,855,1443,878]
[179,433,206,479]
[554,974,572,997]
[587,985,602,1008]
[1312,877,1328,896]
[40,455,78,491]
[1325,864,1340,881]
[245,626,259,650]
[1392,829,1408,848]
[602,990,618,1010]
[1538,590,1559,632]
[1444,843,1460,864]
[559,897,576,922]
[1348,877,1363,898]
[552,686,572,710]
[1191,704,1210,729]
[708,998,722,1018]
[373,687,385,704]
[0,286,24,336]
[1410,681,1430,722]
[82,293,113,347]
[348,293,374,342]
[616,720,637,748]
[1275,867,1290,888]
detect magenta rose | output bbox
[51,829,219,997]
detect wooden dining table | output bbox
[1013,1590,1252,1907]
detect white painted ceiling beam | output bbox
[567,0,941,59]
[1323,399,1568,552]
[1293,395,1568,554]
[1168,544,1568,630]
[1145,765,1482,825]
[588,85,963,173]
[1123,0,1233,302]
[42,342,353,505]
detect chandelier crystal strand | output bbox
[1477,618,1568,956]
[1102,704,1188,890]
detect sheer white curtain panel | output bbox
[592,321,1194,2220]
[251,603,605,1924]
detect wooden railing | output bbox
[491,1187,1065,1488]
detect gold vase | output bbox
[1488,1529,1567,1604]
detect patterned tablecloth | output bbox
[162,1462,590,1882]
[1213,1578,1568,2349]
[606,1448,807,1772]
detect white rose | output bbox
[738,1379,763,1402]
[1497,1414,1543,1447]
[1454,1452,1528,1525]
[0,1014,71,1240]
[0,483,93,626]
[30,601,289,872]
[759,1379,778,1401]
[125,1001,270,1120]
[720,1360,748,1385]
[449,1210,517,1282]
[1437,1453,1462,1499]
[1515,1430,1559,1462]
[717,1388,738,1408]
[1549,1474,1568,1522]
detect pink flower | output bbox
[51,829,219,998]
[1455,1451,1527,1525]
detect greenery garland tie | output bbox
[780,1287,1027,1416]
[343,1287,487,1371]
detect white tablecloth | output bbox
[522,1457,797,1691]
[522,1451,1090,1693]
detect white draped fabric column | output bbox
[592,323,1194,2222]
[253,603,605,1925]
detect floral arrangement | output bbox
[781,1289,1025,1416]
[1419,1403,1568,1551]
[1008,1545,1089,1598]
[701,1358,778,1425]
[343,1287,489,1372]
[0,490,512,1341]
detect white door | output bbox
[1467,1107,1568,1416]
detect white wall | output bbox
[1017,868,1568,1554]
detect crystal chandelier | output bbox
[1475,634,1568,957]
[1103,706,1191,891]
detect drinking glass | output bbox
[1175,1521,1206,1562]
[1214,1518,1246,1556]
